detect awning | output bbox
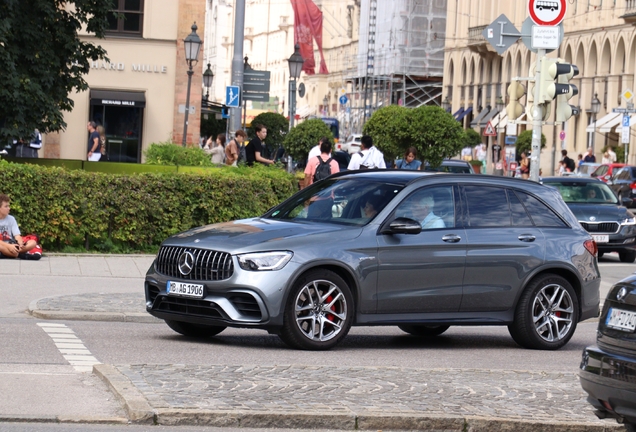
[452,107,464,119]
[470,107,490,128]
[90,90,146,108]
[585,112,620,133]
[479,108,499,128]
[615,114,636,133]
[491,111,505,129]
[456,106,472,122]
[599,114,623,133]
[296,105,315,119]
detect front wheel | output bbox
[620,250,636,263]
[398,324,450,337]
[508,274,579,350]
[278,269,354,350]
[165,320,226,338]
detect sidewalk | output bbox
[5,254,626,431]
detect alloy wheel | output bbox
[532,283,575,342]
[294,279,348,342]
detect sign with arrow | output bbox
[225,86,240,108]
[482,14,521,56]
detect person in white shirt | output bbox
[307,137,327,162]
[411,194,445,229]
[608,147,617,163]
[347,135,386,170]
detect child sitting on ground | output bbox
[0,194,41,259]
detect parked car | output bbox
[331,150,351,172]
[423,159,474,173]
[145,171,600,350]
[591,163,626,183]
[573,162,602,177]
[542,177,636,262]
[608,166,636,206]
[340,134,362,154]
[580,274,636,431]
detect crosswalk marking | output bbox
[37,322,100,373]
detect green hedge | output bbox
[0,160,296,250]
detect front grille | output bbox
[153,295,228,319]
[155,246,234,281]
[580,222,620,234]
[229,293,262,319]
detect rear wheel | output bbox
[398,324,450,337]
[508,274,579,350]
[165,320,226,338]
[625,423,636,432]
[620,250,636,263]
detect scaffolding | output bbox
[341,0,447,136]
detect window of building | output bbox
[107,0,144,36]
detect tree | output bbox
[283,119,333,161]
[0,0,110,143]
[463,128,482,148]
[363,105,411,161]
[247,112,289,159]
[516,130,546,156]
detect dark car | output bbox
[608,166,636,206]
[580,275,636,431]
[542,177,636,263]
[331,150,350,172]
[423,159,474,173]
[145,172,600,350]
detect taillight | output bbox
[584,239,598,257]
[630,181,636,190]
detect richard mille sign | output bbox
[90,61,168,74]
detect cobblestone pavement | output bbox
[94,363,625,431]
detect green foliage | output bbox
[144,142,214,166]
[0,159,297,251]
[364,105,464,165]
[463,128,482,148]
[283,119,333,161]
[516,130,546,156]
[0,0,110,142]
[248,112,289,158]
[200,114,227,141]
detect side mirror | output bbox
[381,217,422,235]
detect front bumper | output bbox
[579,345,636,425]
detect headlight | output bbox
[237,251,293,271]
[622,217,636,226]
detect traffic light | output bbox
[539,58,579,121]
[526,61,551,122]
[506,80,525,120]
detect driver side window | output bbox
[395,186,455,230]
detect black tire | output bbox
[398,324,450,337]
[508,274,579,350]
[165,320,226,338]
[620,250,636,263]
[278,269,354,350]
[625,423,636,432]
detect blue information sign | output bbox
[339,95,348,105]
[225,86,240,108]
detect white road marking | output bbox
[37,322,101,372]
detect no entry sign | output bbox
[528,0,567,26]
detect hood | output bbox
[161,218,362,252]
[566,203,633,222]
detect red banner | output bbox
[290,0,328,75]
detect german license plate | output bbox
[592,235,609,243]
[606,307,636,332]
[167,281,204,298]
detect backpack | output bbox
[313,156,333,182]
[237,142,247,164]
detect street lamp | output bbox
[589,93,601,153]
[287,44,304,130]
[441,96,451,112]
[202,63,214,102]
[495,95,505,112]
[181,23,202,147]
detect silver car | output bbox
[145,171,600,350]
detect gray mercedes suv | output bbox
[144,171,600,350]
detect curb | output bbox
[27,297,162,324]
[0,414,129,425]
[93,365,624,432]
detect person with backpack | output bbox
[347,135,386,170]
[303,138,339,188]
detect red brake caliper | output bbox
[325,295,336,322]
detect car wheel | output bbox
[625,423,636,432]
[619,250,636,263]
[165,320,226,338]
[398,324,450,337]
[508,274,579,350]
[278,269,354,350]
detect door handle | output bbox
[518,234,536,242]
[442,234,461,243]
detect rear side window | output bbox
[513,190,567,227]
[464,186,510,226]
[507,190,534,226]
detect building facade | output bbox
[444,0,636,173]
[43,0,206,162]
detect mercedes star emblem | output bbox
[178,251,195,276]
[617,287,628,302]
[589,216,596,221]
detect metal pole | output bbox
[229,0,246,134]
[530,49,545,182]
[182,67,194,147]
[591,112,596,155]
[289,79,296,130]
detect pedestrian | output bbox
[245,124,274,166]
[307,138,327,162]
[225,130,245,167]
[205,133,225,165]
[473,142,487,174]
[576,153,584,171]
[519,152,530,179]
[583,147,596,163]
[303,138,339,188]
[0,194,41,259]
[347,135,386,170]
[492,139,502,171]
[96,125,108,161]
[602,151,611,164]
[14,129,41,158]
[86,121,102,161]
[561,150,575,172]
[395,147,422,170]
[608,147,617,163]
[461,145,473,161]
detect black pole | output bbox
[182,65,194,147]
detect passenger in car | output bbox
[411,194,445,229]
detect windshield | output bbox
[265,179,404,226]
[543,181,618,204]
